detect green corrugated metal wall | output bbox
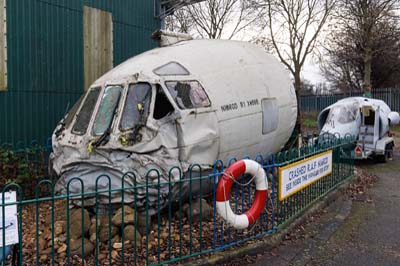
[0,0,160,146]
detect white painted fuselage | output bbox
[50,40,297,211]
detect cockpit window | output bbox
[72,87,101,135]
[64,95,84,129]
[326,103,359,125]
[165,81,210,109]
[92,86,123,136]
[153,62,190,76]
[120,83,152,131]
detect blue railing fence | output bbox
[0,137,355,265]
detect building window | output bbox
[0,0,7,91]
[83,6,113,91]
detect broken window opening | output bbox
[153,85,174,120]
[326,104,359,125]
[92,86,123,136]
[364,110,375,126]
[72,87,101,135]
[153,61,190,76]
[120,83,152,131]
[165,81,210,109]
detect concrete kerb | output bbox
[185,175,355,266]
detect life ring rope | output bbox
[220,168,259,228]
[216,159,268,229]
[221,171,258,228]
[222,170,258,187]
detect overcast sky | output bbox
[303,62,326,84]
[232,28,327,85]
[175,3,329,85]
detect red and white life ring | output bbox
[216,159,268,229]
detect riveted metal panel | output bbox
[0,0,6,91]
[0,0,160,145]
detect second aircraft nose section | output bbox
[320,118,359,141]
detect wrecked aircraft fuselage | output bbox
[50,40,298,214]
[317,97,400,160]
[318,97,399,139]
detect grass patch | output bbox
[392,125,400,133]
[302,112,318,129]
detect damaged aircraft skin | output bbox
[50,40,298,214]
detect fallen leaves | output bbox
[347,169,378,202]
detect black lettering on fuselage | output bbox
[247,99,259,107]
[220,99,259,112]
[221,103,239,112]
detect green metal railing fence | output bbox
[300,87,400,113]
[0,137,354,265]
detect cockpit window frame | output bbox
[91,85,124,136]
[153,61,190,76]
[164,80,211,110]
[71,86,102,136]
[118,82,153,132]
[64,94,85,130]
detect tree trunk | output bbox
[363,47,372,97]
[294,71,302,93]
[294,70,302,139]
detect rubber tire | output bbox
[376,142,394,163]
[376,152,388,163]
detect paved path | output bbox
[232,152,400,266]
[301,153,400,266]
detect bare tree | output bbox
[251,0,335,137]
[260,0,335,93]
[165,0,264,39]
[322,0,400,95]
[165,8,194,34]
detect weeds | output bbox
[0,145,50,198]
[302,112,319,130]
